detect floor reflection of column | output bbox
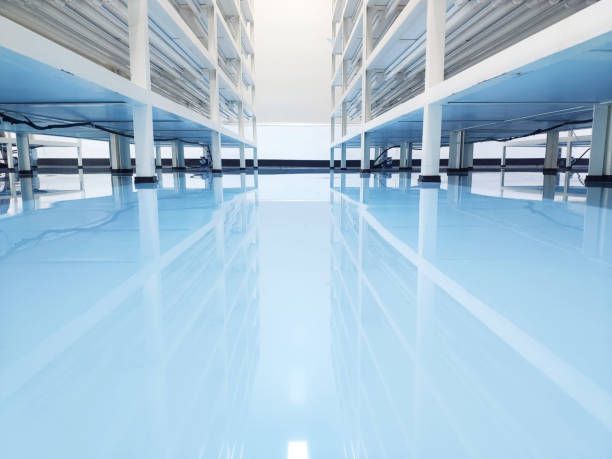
[542,173,559,200]
[111,175,133,210]
[447,172,472,205]
[173,171,187,193]
[562,172,571,202]
[78,169,85,198]
[213,174,230,451]
[583,187,612,259]
[399,171,410,191]
[8,172,18,213]
[357,174,371,457]
[19,175,36,212]
[414,185,439,457]
[136,187,167,458]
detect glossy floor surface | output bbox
[0,170,611,459]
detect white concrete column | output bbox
[132,104,156,181]
[239,144,246,170]
[448,130,473,173]
[209,69,220,122]
[211,131,222,173]
[330,115,336,169]
[252,115,258,169]
[155,144,162,169]
[373,146,382,167]
[448,130,461,170]
[341,102,348,137]
[29,144,38,169]
[6,136,14,170]
[419,0,446,183]
[341,143,347,170]
[400,142,408,169]
[565,136,573,169]
[128,0,156,183]
[109,133,132,172]
[16,133,32,175]
[461,141,473,170]
[238,101,245,138]
[77,139,83,169]
[543,129,560,174]
[400,141,413,170]
[359,1,373,173]
[360,131,371,173]
[420,103,443,181]
[171,140,185,170]
[238,102,246,170]
[208,5,217,55]
[128,0,151,89]
[586,103,612,185]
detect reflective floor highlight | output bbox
[0,170,611,459]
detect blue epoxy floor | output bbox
[0,170,610,459]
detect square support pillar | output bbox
[448,130,473,175]
[543,130,560,175]
[586,103,612,186]
[77,140,83,169]
[341,143,347,170]
[209,69,220,123]
[6,136,15,171]
[400,142,412,170]
[30,147,38,170]
[128,0,151,89]
[109,133,132,173]
[252,115,258,169]
[360,131,371,173]
[238,101,246,171]
[132,103,156,183]
[240,144,246,170]
[16,133,32,176]
[565,136,574,170]
[171,140,186,170]
[461,142,474,170]
[419,103,443,182]
[330,115,336,169]
[211,131,222,174]
[155,144,162,169]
